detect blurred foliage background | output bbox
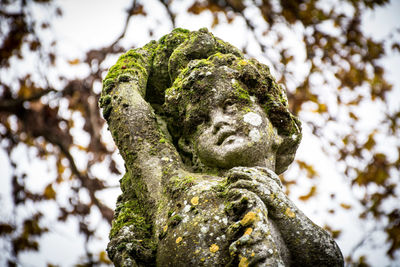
[0,0,399,266]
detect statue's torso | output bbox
[156,177,290,266]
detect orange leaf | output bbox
[43,184,56,200]
[340,203,352,210]
[299,186,317,201]
[57,160,65,175]
[297,160,317,178]
[68,58,80,65]
[99,250,111,264]
[364,131,376,151]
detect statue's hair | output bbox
[165,54,301,174]
[103,28,301,174]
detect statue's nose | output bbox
[212,108,234,134]
[213,120,230,134]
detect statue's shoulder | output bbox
[158,174,231,266]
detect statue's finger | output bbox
[226,170,254,184]
[227,180,276,207]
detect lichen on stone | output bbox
[100,28,343,267]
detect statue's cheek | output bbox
[196,134,214,158]
[249,129,261,142]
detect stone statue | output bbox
[99,28,343,266]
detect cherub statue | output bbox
[100,28,343,266]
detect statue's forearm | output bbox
[100,44,185,266]
[268,195,344,266]
[99,44,183,201]
[99,44,180,167]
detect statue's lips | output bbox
[216,129,237,146]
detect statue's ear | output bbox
[178,136,194,156]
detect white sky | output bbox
[0,0,399,266]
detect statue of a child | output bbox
[100,28,343,266]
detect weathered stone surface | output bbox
[100,28,343,266]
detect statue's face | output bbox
[194,95,281,170]
[167,58,301,173]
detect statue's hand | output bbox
[226,167,344,266]
[223,167,287,265]
[226,167,289,218]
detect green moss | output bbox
[168,214,183,226]
[99,94,111,108]
[158,28,189,45]
[232,80,250,102]
[177,175,195,187]
[159,138,166,143]
[167,175,196,198]
[242,107,252,113]
[172,27,190,35]
[144,28,191,104]
[262,99,301,137]
[218,38,244,58]
[109,199,151,239]
[168,210,174,217]
[211,183,226,193]
[102,105,112,121]
[102,79,115,94]
[110,172,153,247]
[119,172,130,194]
[116,243,127,251]
[123,152,137,172]
[101,46,153,99]
[106,59,146,82]
[224,196,250,221]
[112,129,118,142]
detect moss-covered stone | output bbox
[110,199,150,239]
[168,214,183,226]
[146,28,191,104]
[167,175,196,198]
[101,28,342,267]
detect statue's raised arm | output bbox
[100,28,343,266]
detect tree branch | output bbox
[109,0,137,48]
[159,0,176,28]
[0,88,56,113]
[44,133,114,224]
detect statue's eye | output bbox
[223,99,236,113]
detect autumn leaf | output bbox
[297,160,317,178]
[43,184,56,200]
[340,203,352,210]
[68,58,80,65]
[99,250,112,264]
[299,186,317,201]
[364,132,376,151]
